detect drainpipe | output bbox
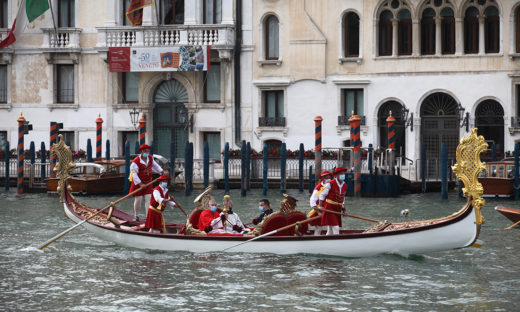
[234,0,242,145]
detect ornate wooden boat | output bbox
[51,130,488,257]
[495,206,520,224]
[478,159,515,198]
[46,160,126,194]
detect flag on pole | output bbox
[126,0,154,26]
[0,0,50,49]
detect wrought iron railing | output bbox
[258,117,286,127]
[337,115,366,126]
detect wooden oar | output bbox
[222,216,321,252]
[315,207,380,223]
[505,219,520,230]
[38,177,161,250]
[167,195,188,217]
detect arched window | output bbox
[265,15,279,60]
[378,10,393,56]
[475,100,504,155]
[344,12,360,57]
[421,8,436,55]
[398,9,412,55]
[484,6,499,53]
[464,7,479,54]
[516,6,520,53]
[441,7,455,54]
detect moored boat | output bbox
[495,206,520,224]
[478,159,515,198]
[50,129,489,257]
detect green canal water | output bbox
[0,189,519,311]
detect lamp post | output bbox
[400,107,413,131]
[129,107,139,130]
[456,104,469,132]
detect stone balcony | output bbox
[41,28,82,50]
[96,24,235,59]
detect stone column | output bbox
[105,0,117,26]
[455,17,463,55]
[221,0,234,25]
[412,19,419,56]
[392,19,398,56]
[435,17,442,55]
[184,0,198,25]
[478,16,485,54]
[142,5,154,26]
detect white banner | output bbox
[129,46,210,72]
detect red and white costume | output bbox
[309,182,326,226]
[198,209,221,231]
[318,178,347,228]
[145,185,176,232]
[129,154,163,196]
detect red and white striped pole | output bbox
[17,113,25,194]
[349,114,361,198]
[139,114,146,146]
[95,114,103,160]
[387,111,396,175]
[50,122,58,178]
[314,116,323,182]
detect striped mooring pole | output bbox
[50,121,58,178]
[386,111,396,174]
[17,113,25,194]
[138,114,146,146]
[349,114,362,197]
[314,116,323,182]
[95,114,103,160]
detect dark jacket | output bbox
[253,209,273,225]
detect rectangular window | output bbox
[464,17,479,54]
[421,18,436,55]
[485,16,499,53]
[60,131,75,150]
[516,9,520,53]
[516,85,520,118]
[203,0,221,24]
[204,63,220,102]
[0,65,6,103]
[0,130,6,151]
[57,64,74,103]
[203,132,221,160]
[342,89,364,116]
[123,72,139,103]
[264,90,284,118]
[398,19,412,55]
[121,131,138,156]
[0,0,7,28]
[160,0,184,25]
[441,16,455,54]
[123,0,132,26]
[58,0,75,27]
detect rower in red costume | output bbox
[308,170,333,236]
[317,167,348,235]
[198,198,222,233]
[129,144,165,221]
[145,175,177,233]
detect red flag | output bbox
[126,0,153,26]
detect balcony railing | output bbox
[338,115,366,126]
[42,28,82,49]
[259,117,286,127]
[97,25,235,48]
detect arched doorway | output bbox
[153,79,189,157]
[420,92,459,178]
[475,100,504,156]
[378,101,406,157]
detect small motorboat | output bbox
[49,129,489,257]
[478,159,515,198]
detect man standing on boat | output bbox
[129,144,165,221]
[252,199,273,225]
[317,167,348,235]
[145,175,177,233]
[308,171,333,236]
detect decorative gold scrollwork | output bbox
[51,134,76,203]
[451,128,488,225]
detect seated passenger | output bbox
[219,201,248,234]
[197,198,221,233]
[252,199,273,225]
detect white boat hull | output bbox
[64,202,478,257]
